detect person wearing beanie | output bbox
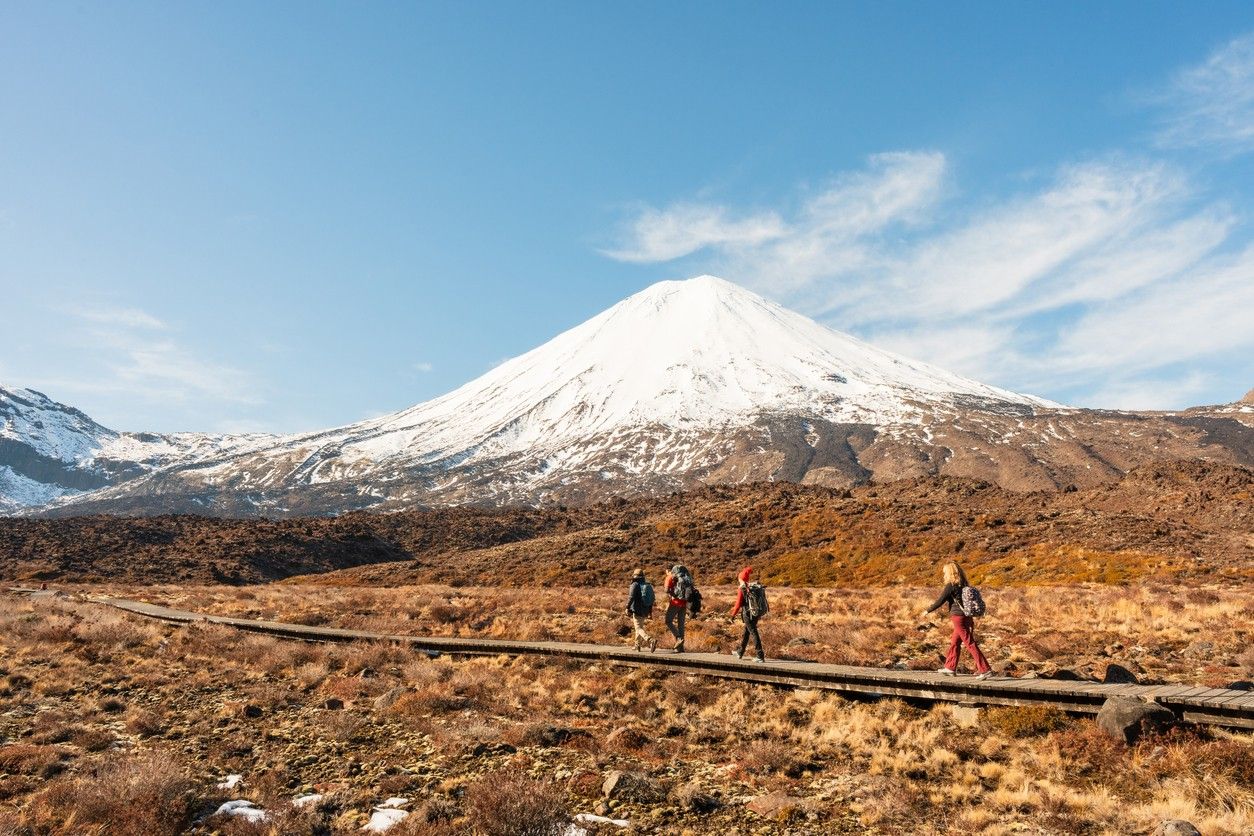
[729,566,765,662]
[626,568,657,652]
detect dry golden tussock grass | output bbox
[0,586,1249,834]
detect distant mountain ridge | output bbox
[4,276,1252,516]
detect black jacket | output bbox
[926,583,966,616]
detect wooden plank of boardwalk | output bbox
[90,596,1254,730]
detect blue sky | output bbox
[2,3,1253,433]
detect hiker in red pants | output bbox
[922,561,992,679]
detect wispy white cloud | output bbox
[1077,372,1215,412]
[602,203,787,263]
[40,307,260,407]
[601,151,1252,409]
[604,151,945,286]
[412,361,434,373]
[1154,31,1254,154]
[73,306,168,330]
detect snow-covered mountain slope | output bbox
[14,276,1254,517]
[0,386,273,513]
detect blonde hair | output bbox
[942,561,969,586]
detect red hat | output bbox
[738,566,753,583]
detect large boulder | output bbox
[1102,664,1139,684]
[602,771,662,803]
[1096,697,1176,744]
[1153,820,1201,836]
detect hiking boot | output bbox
[755,656,765,663]
[975,671,993,680]
[674,640,685,653]
[649,638,657,652]
[732,650,743,659]
[937,667,957,675]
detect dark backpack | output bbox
[688,587,703,617]
[746,582,769,619]
[959,585,986,617]
[672,569,693,602]
[638,582,655,614]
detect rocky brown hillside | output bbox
[2,461,1249,587]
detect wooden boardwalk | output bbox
[77,595,1254,730]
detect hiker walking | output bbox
[922,561,992,679]
[664,564,695,653]
[626,569,658,652]
[729,566,766,662]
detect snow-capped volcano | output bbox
[307,274,1052,468]
[9,276,1251,517]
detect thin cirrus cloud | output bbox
[41,306,260,408]
[1153,31,1254,154]
[601,152,1251,408]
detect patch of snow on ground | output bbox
[214,800,267,823]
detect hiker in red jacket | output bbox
[729,566,765,662]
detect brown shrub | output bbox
[463,772,568,836]
[71,727,116,752]
[97,695,127,714]
[26,751,199,836]
[0,745,66,779]
[126,708,167,738]
[984,705,1069,737]
[737,738,801,776]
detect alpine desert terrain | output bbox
[0,582,1250,836]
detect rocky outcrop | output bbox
[1096,697,1176,744]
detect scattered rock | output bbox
[1153,821,1201,836]
[1103,663,1139,684]
[469,741,516,758]
[602,771,662,803]
[606,726,650,750]
[1225,680,1253,691]
[1042,669,1087,682]
[1181,641,1214,659]
[785,637,814,647]
[674,782,719,813]
[529,724,585,747]
[947,705,981,729]
[373,687,408,712]
[593,800,612,817]
[241,704,263,719]
[746,793,805,819]
[1096,697,1176,744]
[323,698,344,711]
[573,812,629,829]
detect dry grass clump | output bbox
[2,584,1251,835]
[0,744,66,779]
[984,705,1069,737]
[25,751,199,836]
[462,772,569,836]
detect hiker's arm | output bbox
[730,585,744,617]
[924,584,955,615]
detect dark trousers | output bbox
[738,615,763,658]
[946,615,991,673]
[665,603,686,643]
